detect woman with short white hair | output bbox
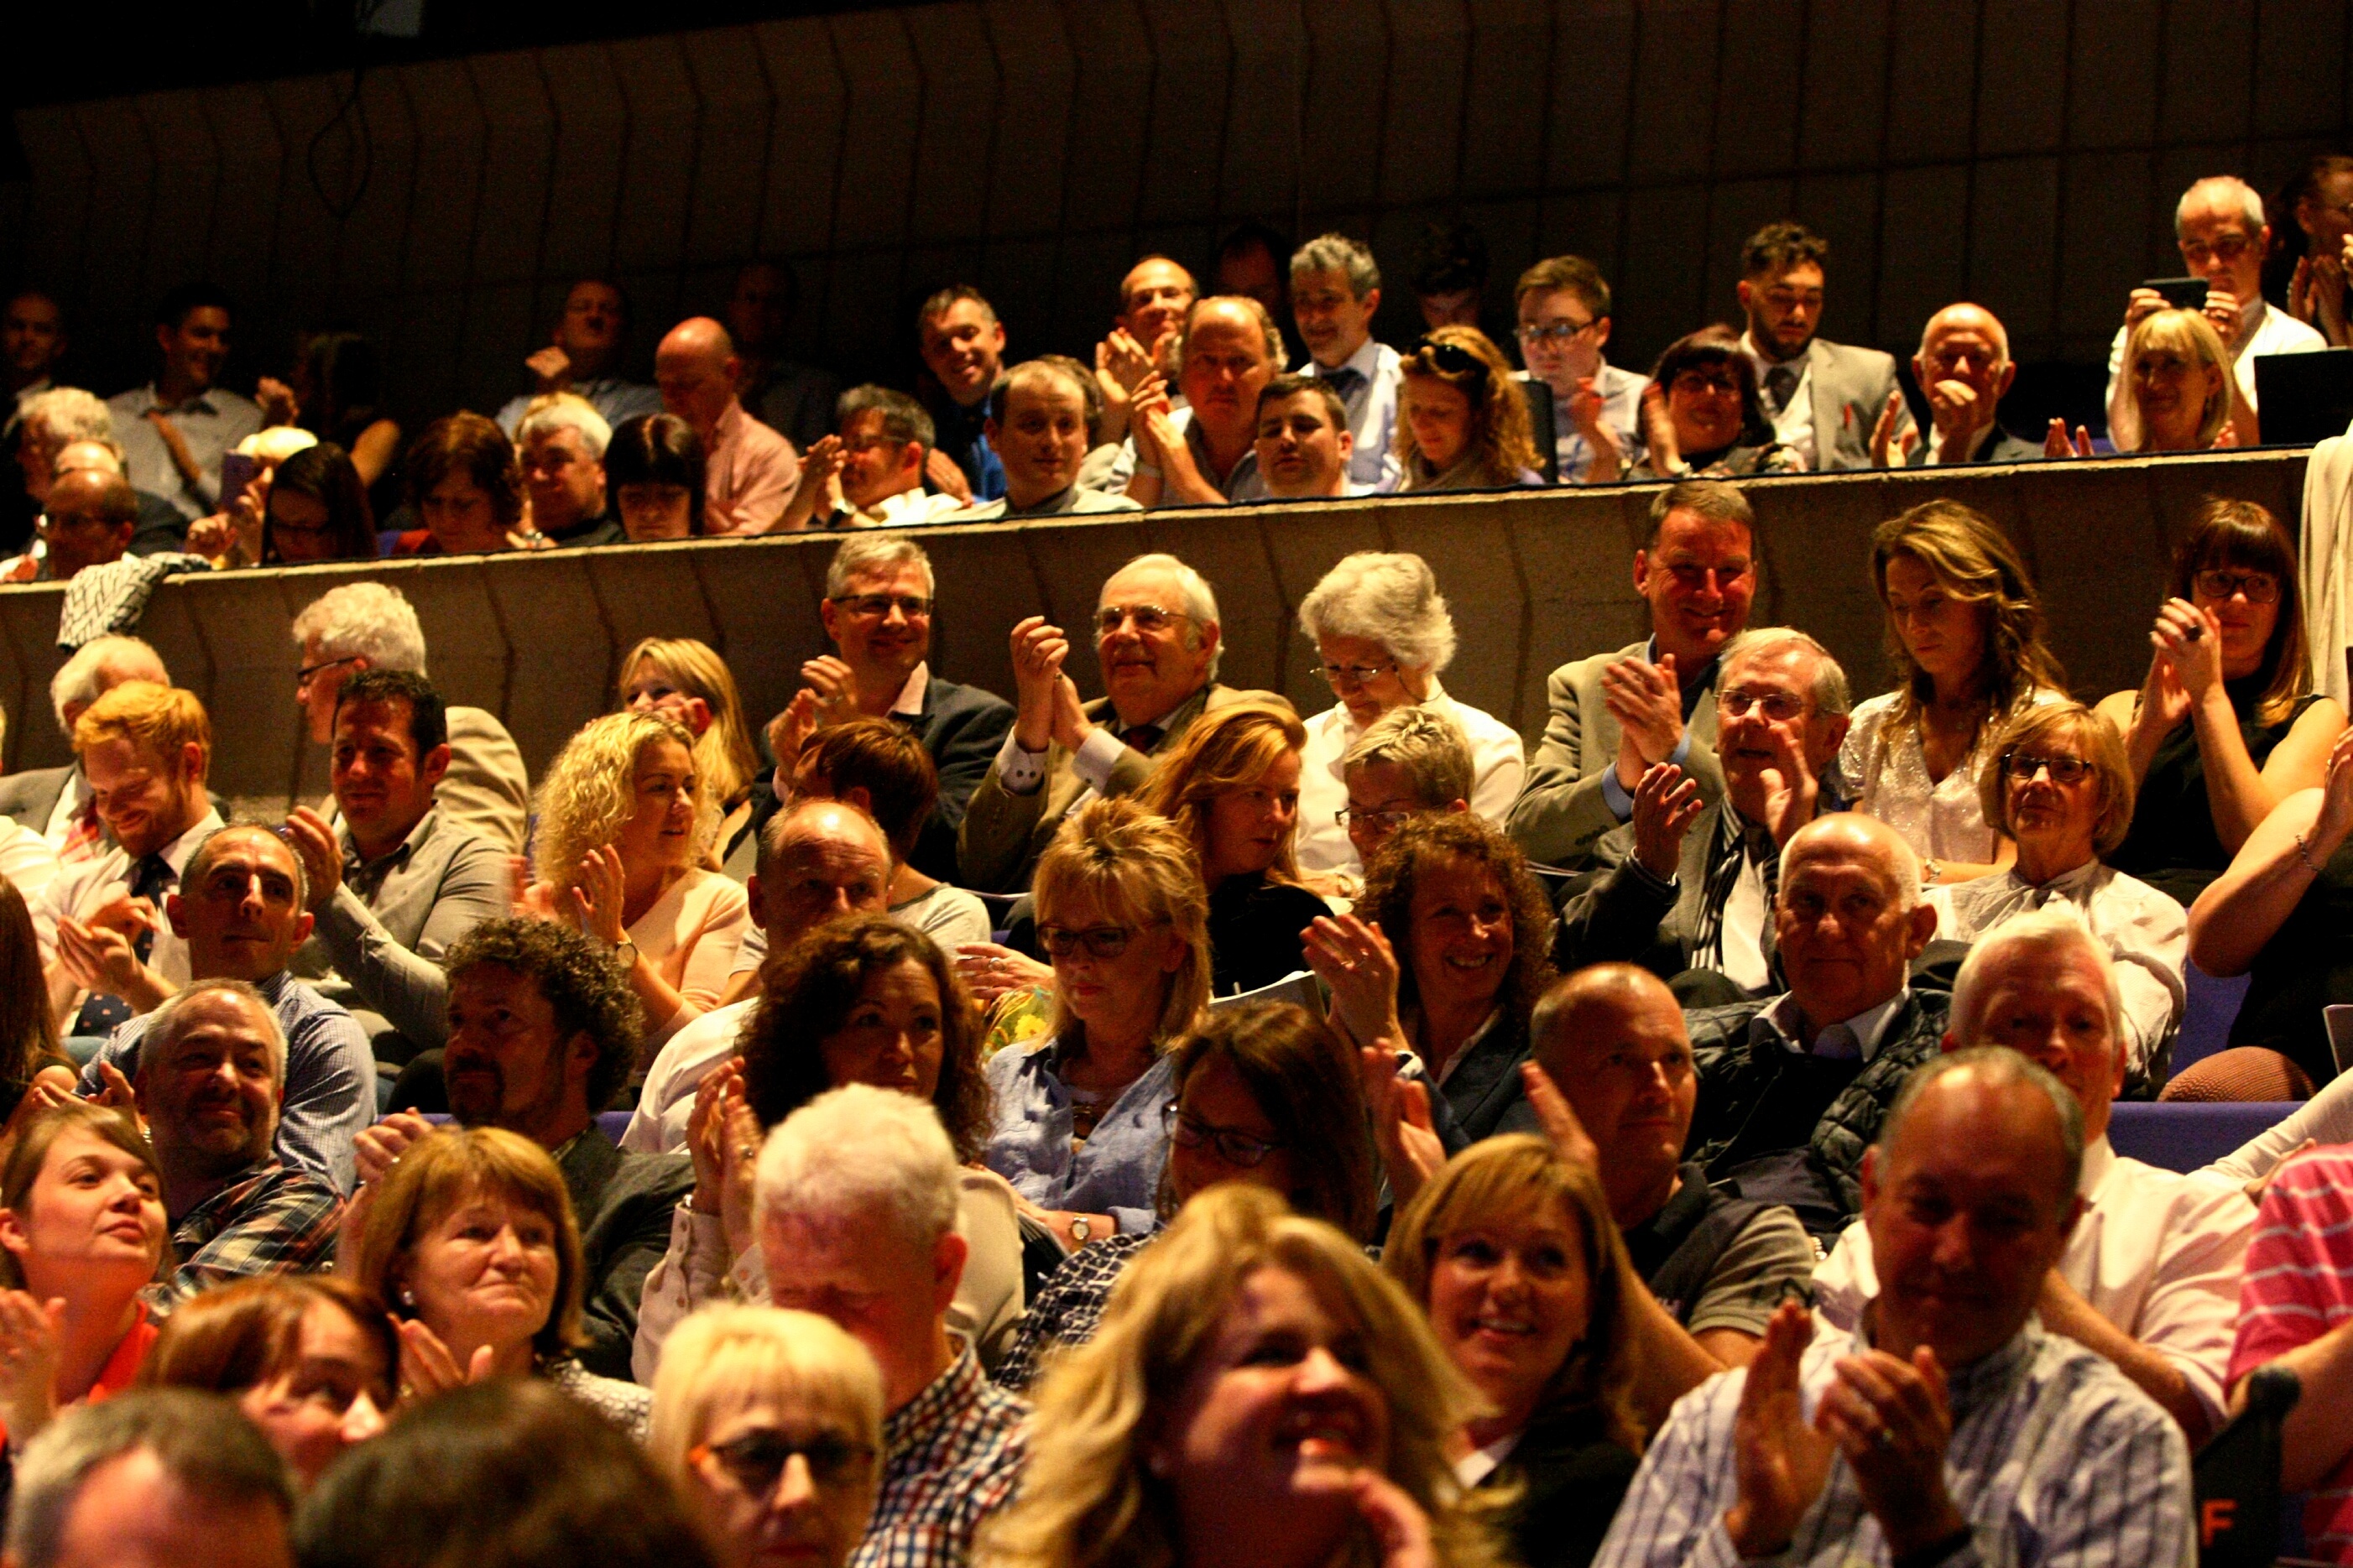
[1293,551,1525,883]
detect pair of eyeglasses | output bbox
[2001,751,2095,784]
[1038,920,1165,959]
[829,592,933,619]
[2192,570,2279,605]
[1336,806,1411,831]
[1096,602,1192,636]
[1164,1103,1284,1166]
[689,1430,877,1495]
[1515,319,1593,346]
[2179,236,2253,265]
[297,654,362,686]
[1411,338,1490,388]
[1319,659,1397,687]
[1718,686,1808,721]
[1672,372,1744,398]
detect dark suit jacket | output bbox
[907,674,1015,883]
[1484,1408,1641,1568]
[0,765,70,834]
[1552,802,1728,978]
[1505,640,1725,870]
[1437,1010,1536,1144]
[558,1123,696,1382]
[1903,425,2043,467]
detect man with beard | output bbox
[1733,222,1910,472]
[352,918,692,1380]
[78,825,375,1196]
[132,978,343,1313]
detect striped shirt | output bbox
[1593,1320,2194,1568]
[2230,1148,2353,1557]
[852,1345,1028,1568]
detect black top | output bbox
[1205,873,1327,998]
[2111,683,2319,907]
[1481,1407,1641,1568]
[2231,832,2353,1088]
[1621,1161,1777,1326]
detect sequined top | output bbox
[1836,688,2059,864]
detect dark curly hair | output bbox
[1357,812,1556,1039]
[442,918,640,1112]
[738,914,992,1163]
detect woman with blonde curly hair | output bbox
[980,1182,1508,1568]
[1396,327,1544,492]
[1387,1136,1648,1568]
[522,710,751,1051]
[1139,697,1329,997]
[984,797,1211,1251]
[1838,500,2066,882]
[615,636,763,859]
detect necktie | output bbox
[1323,367,1368,404]
[1814,1024,1862,1061]
[70,852,173,1039]
[1764,364,1800,417]
[1118,724,1164,755]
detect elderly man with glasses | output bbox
[960,551,1286,893]
[1514,254,1649,484]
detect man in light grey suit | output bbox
[1505,481,1756,869]
[1735,221,1913,473]
[0,635,170,857]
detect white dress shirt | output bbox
[1741,330,1816,470]
[866,487,968,528]
[1813,1135,2249,1427]
[620,998,755,1154]
[1293,682,1526,877]
[2104,297,2327,450]
[1302,336,1405,492]
[31,808,223,997]
[0,819,60,902]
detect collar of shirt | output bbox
[709,399,745,456]
[1852,1313,2044,1419]
[890,662,931,718]
[1182,413,1261,496]
[1329,680,1458,751]
[1453,1429,1521,1489]
[130,383,226,419]
[156,808,227,881]
[1641,637,1723,721]
[884,1342,987,1459]
[2237,296,2268,349]
[1754,987,1911,1062]
[1740,330,1806,378]
[339,807,439,883]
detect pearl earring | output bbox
[399,1287,416,1308]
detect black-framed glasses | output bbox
[296,654,362,686]
[830,592,933,618]
[2001,751,2095,785]
[2192,570,2279,605]
[1038,920,1164,959]
[1319,659,1398,687]
[1164,1103,1285,1167]
[1718,686,1808,721]
[1411,337,1490,388]
[1515,318,1594,346]
[689,1430,877,1495]
[1096,602,1193,636]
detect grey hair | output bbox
[826,534,937,600]
[1879,1046,2084,1209]
[1104,553,1223,680]
[1720,627,1850,716]
[754,1084,960,1253]
[2175,175,2267,239]
[1340,706,1474,806]
[49,635,167,735]
[1949,903,2125,1053]
[517,391,613,461]
[1291,232,1380,298]
[18,388,111,446]
[1296,551,1458,675]
[138,973,289,1088]
[836,384,937,456]
[290,582,428,674]
[6,1389,295,1568]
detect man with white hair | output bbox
[515,392,619,546]
[289,583,529,853]
[1814,907,2247,1444]
[0,635,170,861]
[2105,175,2325,449]
[961,551,1281,893]
[655,315,800,535]
[756,1084,1026,1568]
[1898,303,2043,466]
[10,390,187,560]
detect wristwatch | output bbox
[612,936,639,968]
[1069,1216,1093,1246]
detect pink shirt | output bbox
[2232,1147,2353,1559]
[705,400,800,534]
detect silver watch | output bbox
[1069,1216,1093,1246]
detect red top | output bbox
[0,1303,159,1446]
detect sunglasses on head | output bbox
[1411,337,1490,388]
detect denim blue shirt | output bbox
[983,1037,1174,1236]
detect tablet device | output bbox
[2255,349,2353,446]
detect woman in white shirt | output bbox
[1292,550,1524,886]
[1839,500,2065,884]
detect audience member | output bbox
[1293,551,1523,881]
[183,423,321,567]
[1251,374,1359,497]
[258,444,375,564]
[786,721,990,947]
[607,410,708,539]
[985,1182,1495,1568]
[2282,154,2353,347]
[1627,326,1800,480]
[52,435,190,556]
[957,359,1139,519]
[1091,256,1196,445]
[2,468,136,583]
[1289,232,1403,492]
[6,1388,297,1568]
[650,1305,885,1568]
[1552,628,1850,995]
[778,385,962,530]
[915,286,1009,504]
[107,283,263,521]
[635,915,1022,1378]
[1411,219,1490,330]
[1332,707,1476,877]
[2100,499,2345,904]
[1515,255,1646,485]
[2106,175,2324,450]
[1211,220,1294,333]
[1397,327,1542,491]
[1839,501,2065,879]
[991,1001,1378,1392]
[1735,221,1911,471]
[263,331,400,503]
[0,881,70,1121]
[961,552,1267,893]
[1509,481,1756,867]
[1930,705,2185,1089]
[1902,305,2041,466]
[358,918,694,1380]
[139,1275,394,1487]
[1818,909,2246,1444]
[1123,295,1281,506]
[515,393,619,546]
[493,278,663,437]
[11,387,114,554]
[1592,1049,2193,1568]
[1312,811,1557,1143]
[290,581,530,855]
[756,1084,1028,1568]
[617,637,763,860]
[728,259,843,450]
[985,798,1209,1244]
[656,317,801,535]
[392,412,530,555]
[4,289,66,407]
[1137,699,1325,996]
[1,635,170,863]
[2101,308,2245,453]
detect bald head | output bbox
[1774,813,1938,1034]
[43,468,138,578]
[752,800,893,952]
[655,317,742,435]
[53,440,125,481]
[1914,305,2016,445]
[1530,963,1697,1226]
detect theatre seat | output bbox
[2105,1102,2298,1174]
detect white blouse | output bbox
[1836,688,2058,865]
[1294,681,1527,878]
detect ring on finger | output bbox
[1873,1427,1896,1451]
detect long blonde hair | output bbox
[1869,500,2064,747]
[531,710,717,890]
[1031,797,1212,1049]
[980,1184,1508,1568]
[1136,699,1308,887]
[615,637,760,809]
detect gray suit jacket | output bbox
[0,766,70,835]
[1804,338,1912,472]
[439,706,530,856]
[1505,641,1725,869]
[1552,801,1729,977]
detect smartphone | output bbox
[2142,276,2210,311]
[217,450,260,503]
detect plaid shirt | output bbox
[992,1231,1156,1393]
[852,1345,1028,1568]
[143,1159,345,1316]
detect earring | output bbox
[399,1287,416,1309]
